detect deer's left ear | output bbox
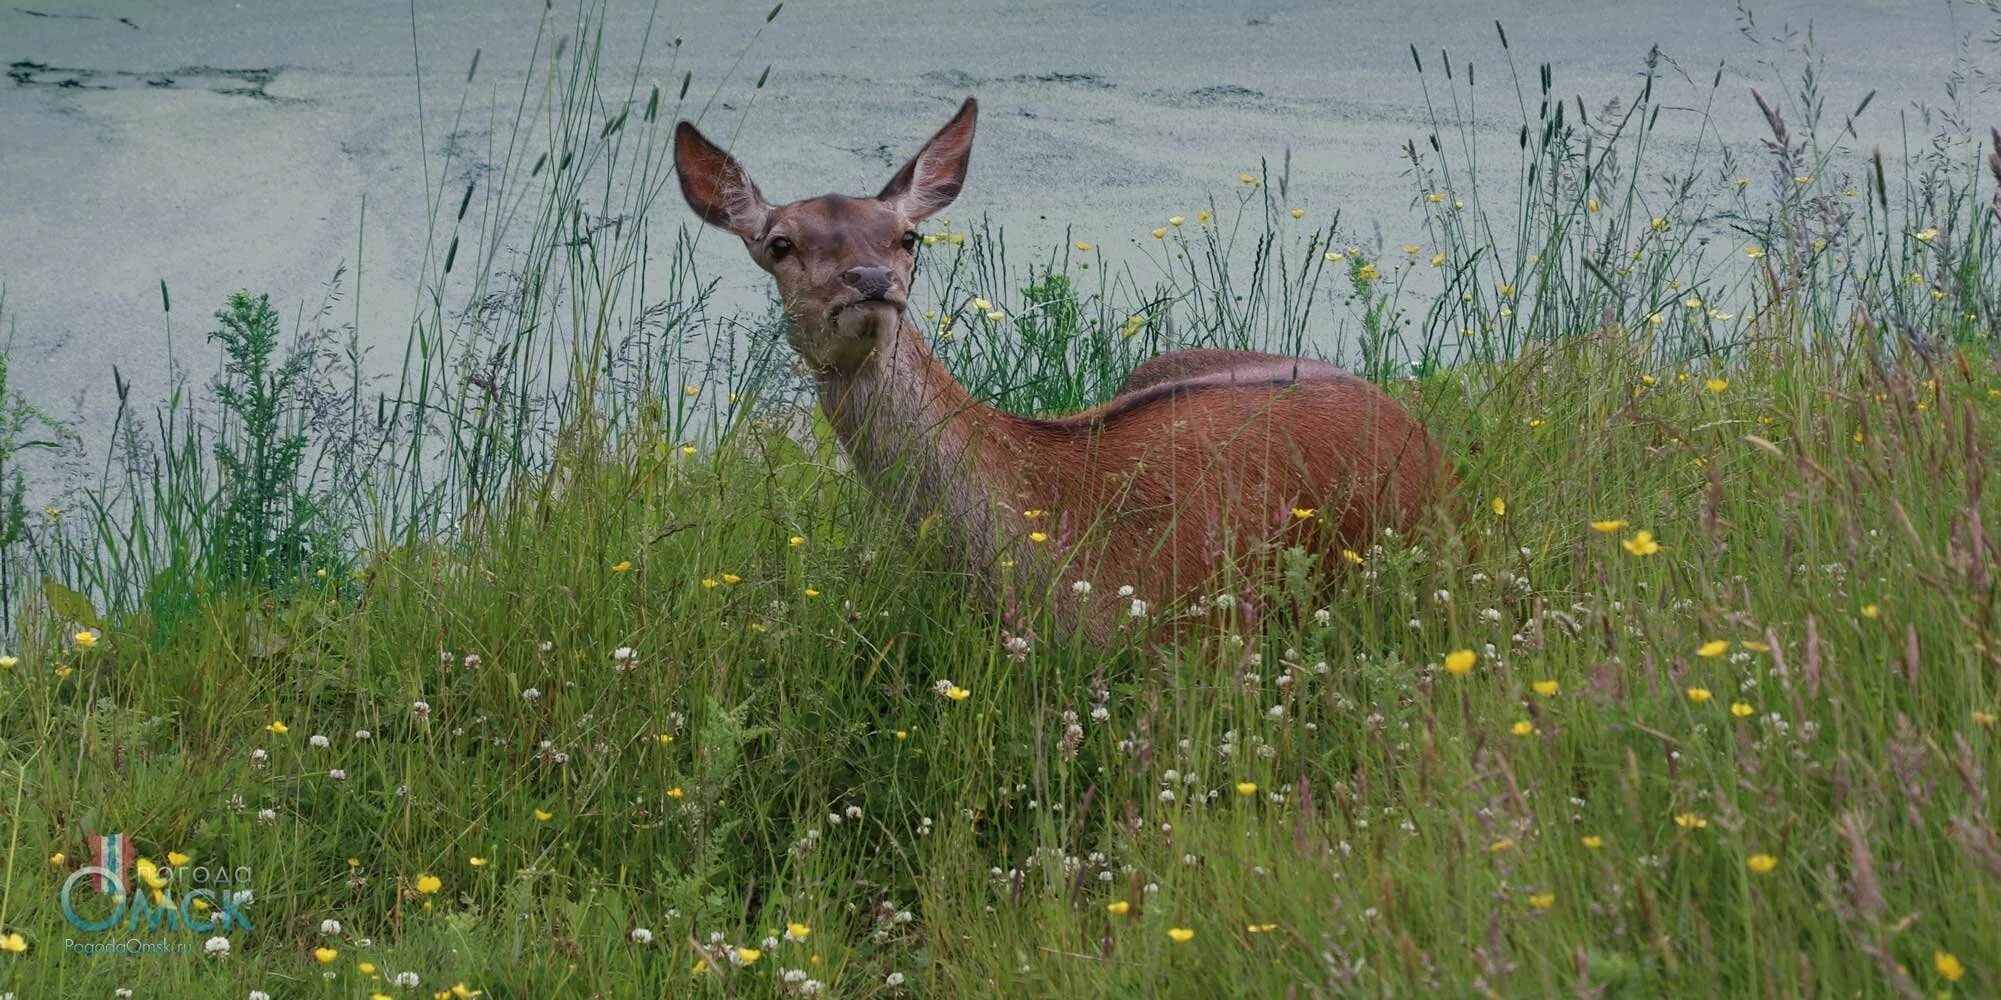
[878,97,977,221]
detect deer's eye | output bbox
[767,236,794,260]
[900,230,919,252]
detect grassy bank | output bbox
[4,6,2001,998]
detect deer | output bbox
[674,97,1455,644]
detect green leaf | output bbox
[42,578,102,630]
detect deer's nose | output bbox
[841,265,894,300]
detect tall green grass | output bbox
[2,4,2001,997]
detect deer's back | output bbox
[990,370,1451,635]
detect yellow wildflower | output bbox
[1107,900,1131,915]
[1622,530,1662,556]
[1443,649,1477,676]
[1235,781,1258,796]
[1528,893,1555,910]
[414,874,442,894]
[315,946,339,964]
[1746,853,1778,874]
[1686,687,1713,704]
[1532,680,1560,697]
[1167,927,1195,943]
[1697,640,1728,658]
[1935,951,1964,982]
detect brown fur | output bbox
[676,98,1455,642]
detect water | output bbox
[1,0,1993,462]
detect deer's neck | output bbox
[815,320,1025,574]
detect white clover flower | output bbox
[1071,580,1093,597]
[204,935,230,956]
[320,918,342,935]
[411,700,431,720]
[630,927,654,944]
[886,971,906,987]
[354,729,372,741]
[391,972,420,988]
[308,734,330,749]
[1129,599,1148,618]
[328,769,347,781]
[521,687,542,701]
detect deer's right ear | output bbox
[674,121,770,240]
[878,97,977,221]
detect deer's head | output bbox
[674,98,977,373]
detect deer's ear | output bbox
[878,97,977,221]
[675,121,770,239]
